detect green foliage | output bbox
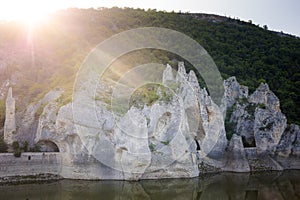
[22,141,29,152]
[11,140,37,155]
[0,99,5,127]
[55,87,73,108]
[160,88,174,103]
[35,102,47,118]
[130,84,173,108]
[237,96,248,104]
[13,148,21,157]
[0,135,8,153]
[0,7,299,125]
[258,103,266,109]
[167,82,180,91]
[12,141,21,157]
[245,104,256,116]
[12,141,20,150]
[161,140,170,145]
[149,143,156,152]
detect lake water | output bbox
[0,170,299,200]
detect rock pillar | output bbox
[4,87,16,144]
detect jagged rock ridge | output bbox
[2,62,300,180]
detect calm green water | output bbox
[0,170,299,200]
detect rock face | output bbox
[223,77,256,148]
[4,87,16,144]
[223,76,248,108]
[276,124,300,157]
[223,77,298,171]
[4,63,300,180]
[248,83,280,112]
[16,89,63,145]
[33,62,228,180]
[230,103,255,147]
[250,83,287,153]
[291,125,300,157]
[254,108,286,153]
[224,134,250,172]
[36,103,104,180]
[224,80,287,153]
[162,64,174,84]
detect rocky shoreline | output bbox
[1,169,300,186]
[0,174,62,185]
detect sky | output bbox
[0,0,299,37]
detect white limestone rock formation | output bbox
[223,76,248,109]
[35,101,60,148]
[230,103,256,147]
[223,77,255,147]
[251,83,287,153]
[254,108,287,153]
[4,87,16,144]
[176,63,227,169]
[276,124,299,157]
[25,63,300,179]
[36,103,110,180]
[16,88,63,145]
[224,134,250,172]
[223,78,299,170]
[224,80,288,153]
[249,83,280,112]
[291,125,300,157]
[162,64,174,84]
[34,63,215,180]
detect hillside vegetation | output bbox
[0,7,299,124]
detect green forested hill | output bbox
[0,7,299,125]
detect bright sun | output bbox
[0,1,62,25]
[14,9,48,25]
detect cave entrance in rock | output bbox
[242,136,256,148]
[37,140,60,152]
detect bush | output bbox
[149,143,156,152]
[0,136,8,153]
[258,103,266,109]
[22,141,29,152]
[161,140,170,145]
[13,148,21,157]
[12,140,23,157]
[0,99,5,127]
[12,141,19,150]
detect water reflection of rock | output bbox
[0,171,299,199]
[197,171,300,200]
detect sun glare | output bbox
[13,9,47,26]
[0,1,62,25]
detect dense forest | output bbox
[0,7,299,125]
